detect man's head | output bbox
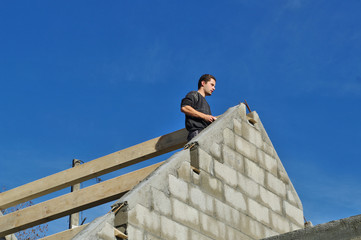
[198,74,216,96]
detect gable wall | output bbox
[112,104,304,239]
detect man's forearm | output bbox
[181,105,206,119]
[181,105,216,123]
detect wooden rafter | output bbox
[0,129,187,210]
[0,162,163,237]
[39,224,88,240]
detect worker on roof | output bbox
[181,74,217,141]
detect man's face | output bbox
[202,78,216,96]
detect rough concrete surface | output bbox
[262,214,361,240]
[72,213,115,240]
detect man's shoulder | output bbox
[181,91,200,107]
[186,91,199,97]
[186,91,200,101]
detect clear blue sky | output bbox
[1,0,360,236]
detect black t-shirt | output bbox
[181,91,212,132]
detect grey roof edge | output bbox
[262,214,361,240]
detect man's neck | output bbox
[197,89,206,97]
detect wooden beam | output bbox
[0,162,163,237]
[114,227,128,239]
[0,128,187,210]
[40,224,88,240]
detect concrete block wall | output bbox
[77,103,304,239]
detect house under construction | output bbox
[1,103,361,240]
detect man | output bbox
[181,74,217,141]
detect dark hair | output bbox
[198,74,216,89]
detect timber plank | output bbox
[0,162,163,237]
[0,128,187,210]
[114,227,128,239]
[40,224,87,240]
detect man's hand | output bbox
[203,114,217,123]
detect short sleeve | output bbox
[181,91,198,108]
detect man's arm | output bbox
[181,105,217,123]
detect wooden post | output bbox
[69,159,82,229]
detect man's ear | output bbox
[201,80,206,87]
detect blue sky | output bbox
[1,0,360,236]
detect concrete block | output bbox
[214,199,241,229]
[248,198,270,225]
[248,218,266,239]
[277,164,290,184]
[238,173,260,199]
[239,103,248,121]
[223,128,235,149]
[210,142,221,161]
[262,142,275,157]
[260,187,282,214]
[240,120,263,148]
[151,187,171,217]
[144,233,162,240]
[237,210,274,239]
[261,133,273,149]
[169,174,189,202]
[222,145,244,172]
[198,148,214,174]
[97,222,116,240]
[286,189,298,206]
[283,201,304,226]
[251,116,273,149]
[253,130,263,149]
[177,161,191,183]
[245,158,265,186]
[200,172,224,200]
[235,135,257,162]
[233,118,242,135]
[160,216,189,240]
[264,153,278,176]
[266,173,286,197]
[226,225,253,240]
[73,213,115,240]
[224,184,247,212]
[214,160,238,188]
[263,227,279,239]
[199,212,226,240]
[121,185,153,210]
[189,186,214,215]
[172,198,200,230]
[189,229,213,240]
[256,149,266,168]
[128,204,160,236]
[127,225,144,240]
[270,212,291,233]
[236,212,251,236]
